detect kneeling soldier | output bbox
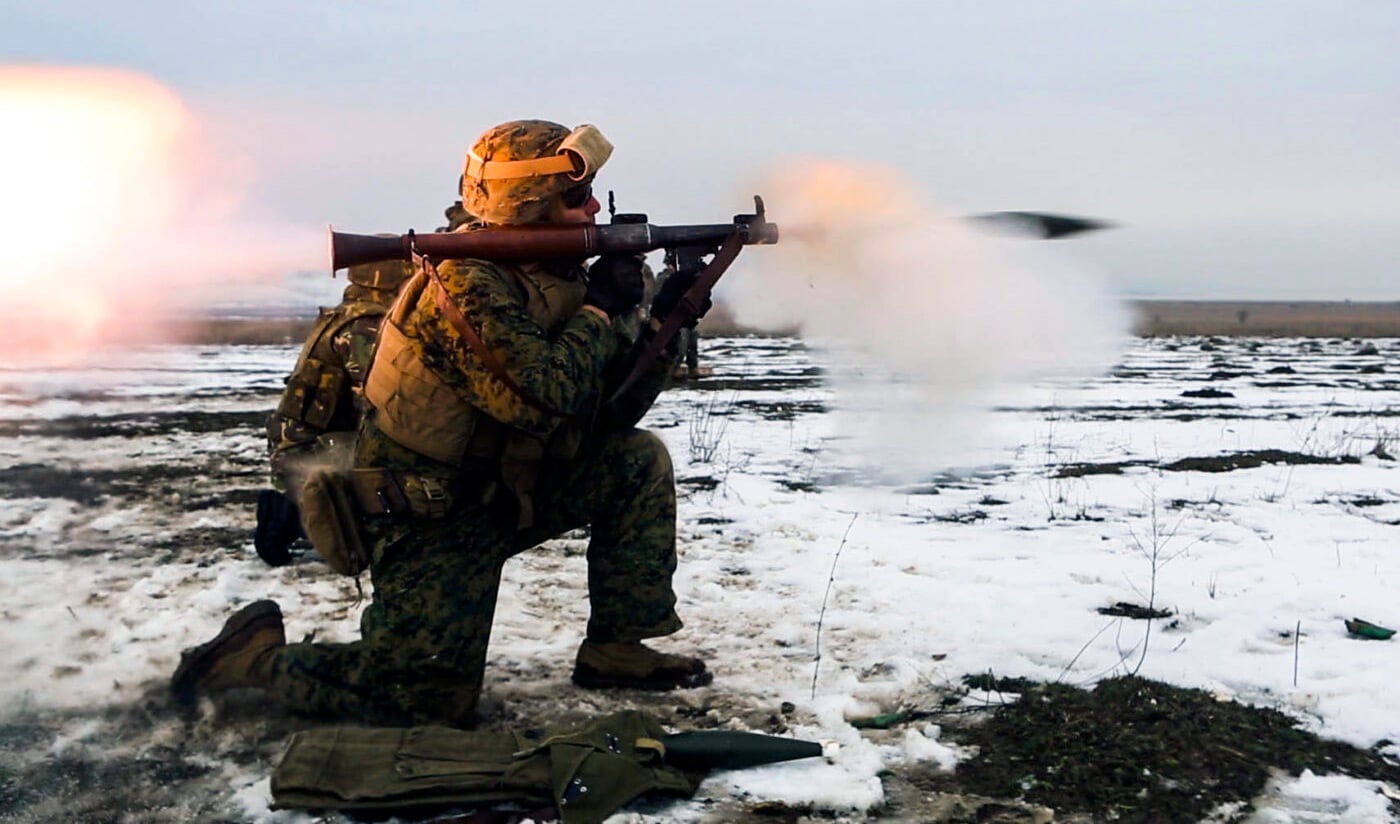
[176,119,710,727]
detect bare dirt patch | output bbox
[930,676,1400,823]
[1056,449,1361,478]
[0,409,267,440]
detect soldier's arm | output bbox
[330,314,384,417]
[593,260,690,428]
[424,262,617,435]
[331,315,381,389]
[268,310,359,471]
[595,327,678,431]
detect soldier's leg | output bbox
[256,446,315,567]
[685,329,700,373]
[528,428,682,643]
[267,508,513,726]
[254,488,302,567]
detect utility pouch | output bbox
[300,469,373,576]
[342,468,460,520]
[278,357,346,431]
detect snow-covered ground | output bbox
[2,335,1399,822]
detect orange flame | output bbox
[0,65,320,356]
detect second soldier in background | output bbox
[256,258,412,566]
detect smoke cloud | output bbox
[727,160,1130,477]
[0,65,322,356]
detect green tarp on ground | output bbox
[271,710,705,824]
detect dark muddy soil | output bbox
[1180,388,1235,399]
[1096,602,1173,620]
[0,689,292,824]
[732,399,829,421]
[0,409,268,440]
[0,409,269,565]
[886,676,1400,823]
[714,673,1400,822]
[0,463,263,509]
[10,676,1395,824]
[1056,449,1361,478]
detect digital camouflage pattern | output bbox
[267,255,680,726]
[439,199,476,232]
[265,303,382,493]
[362,258,671,456]
[266,265,410,494]
[267,427,680,727]
[461,119,579,226]
[397,257,615,438]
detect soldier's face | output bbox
[554,182,601,224]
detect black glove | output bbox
[584,254,645,318]
[650,267,712,329]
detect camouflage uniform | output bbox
[266,264,410,498]
[263,121,683,727]
[439,198,475,233]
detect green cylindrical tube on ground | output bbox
[661,730,824,771]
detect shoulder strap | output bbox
[423,261,567,418]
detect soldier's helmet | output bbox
[345,260,412,291]
[460,119,613,225]
[442,199,477,232]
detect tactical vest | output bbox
[362,260,590,526]
[272,300,388,442]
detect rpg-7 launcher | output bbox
[327,201,1108,400]
[330,196,779,401]
[330,196,778,271]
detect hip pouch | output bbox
[300,469,372,576]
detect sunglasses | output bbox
[561,182,593,210]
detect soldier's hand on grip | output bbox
[584,254,646,318]
[650,267,711,329]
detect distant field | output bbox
[1132,300,1400,338]
[158,300,1400,345]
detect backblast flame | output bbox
[0,65,319,356]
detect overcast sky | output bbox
[3,1,1397,299]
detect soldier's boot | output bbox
[171,600,285,704]
[571,640,712,690]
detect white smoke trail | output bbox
[727,160,1130,478]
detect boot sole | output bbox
[170,600,282,704]
[571,665,713,691]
